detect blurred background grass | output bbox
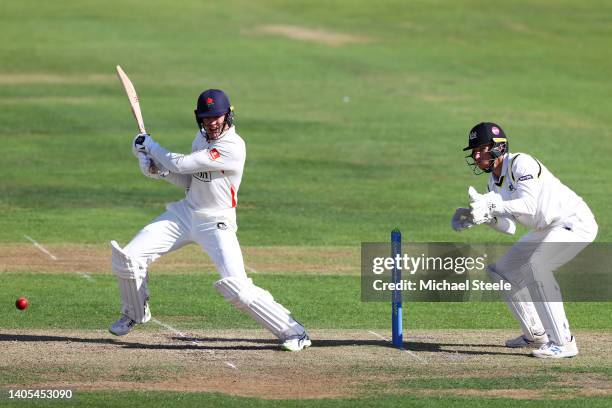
[1,0,610,245]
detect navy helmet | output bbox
[194,89,234,130]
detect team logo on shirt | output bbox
[508,183,516,192]
[518,174,533,182]
[209,148,220,160]
[194,171,212,182]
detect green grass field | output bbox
[1,0,611,406]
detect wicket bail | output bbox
[391,228,403,348]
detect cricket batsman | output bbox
[108,89,311,351]
[452,122,597,358]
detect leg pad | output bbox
[214,277,304,340]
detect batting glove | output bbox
[133,133,157,154]
[137,152,168,179]
[451,207,474,231]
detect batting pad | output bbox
[488,265,544,339]
[214,277,305,340]
[526,280,570,345]
[111,240,151,324]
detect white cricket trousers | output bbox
[493,207,598,345]
[117,200,307,340]
[124,200,247,280]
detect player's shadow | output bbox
[0,333,278,351]
[0,333,525,356]
[175,336,278,344]
[311,339,525,357]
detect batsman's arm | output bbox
[161,172,192,189]
[142,157,192,188]
[148,143,243,174]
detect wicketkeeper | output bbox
[452,122,597,358]
[109,89,311,351]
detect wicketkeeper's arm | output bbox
[487,215,517,235]
[492,155,542,218]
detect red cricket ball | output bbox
[15,297,28,310]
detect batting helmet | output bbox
[194,89,234,131]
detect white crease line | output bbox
[69,260,238,369]
[24,235,58,260]
[67,256,238,369]
[151,318,194,343]
[151,318,237,369]
[367,330,388,341]
[245,265,258,274]
[367,330,426,363]
[79,272,95,282]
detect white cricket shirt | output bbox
[487,152,592,230]
[149,126,246,214]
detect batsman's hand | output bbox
[451,207,474,231]
[137,152,168,179]
[133,133,157,154]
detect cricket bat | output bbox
[116,65,161,174]
[116,65,147,134]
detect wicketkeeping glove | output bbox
[451,207,474,231]
[467,186,504,224]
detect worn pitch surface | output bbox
[2,329,611,399]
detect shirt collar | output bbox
[492,153,510,183]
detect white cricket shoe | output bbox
[505,333,549,348]
[109,304,150,336]
[109,315,136,336]
[281,332,312,352]
[531,337,578,359]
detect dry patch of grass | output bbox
[0,73,115,85]
[0,244,359,275]
[254,25,375,46]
